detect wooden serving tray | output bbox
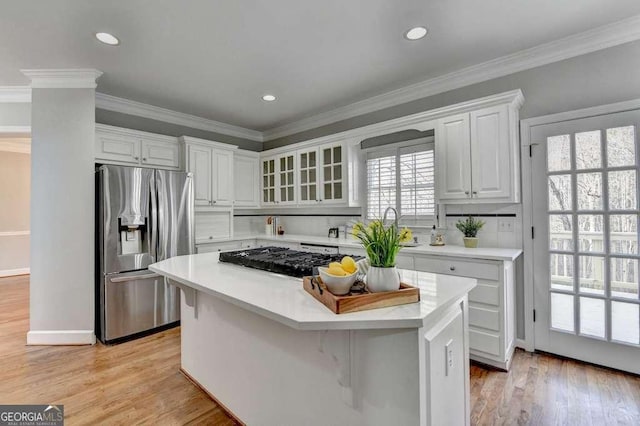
[302,276,420,314]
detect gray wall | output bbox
[265,40,640,149]
[30,87,95,336]
[0,102,30,127]
[95,109,262,152]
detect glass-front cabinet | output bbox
[261,154,296,205]
[297,143,345,205]
[278,154,296,205]
[262,157,276,204]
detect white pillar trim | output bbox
[21,69,103,89]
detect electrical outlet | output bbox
[445,339,454,376]
[498,218,515,233]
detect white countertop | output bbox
[150,252,476,331]
[221,233,522,261]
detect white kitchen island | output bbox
[150,252,476,426]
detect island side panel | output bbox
[179,291,422,426]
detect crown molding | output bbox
[0,86,31,102]
[95,93,264,142]
[0,138,30,154]
[21,69,103,88]
[262,14,640,141]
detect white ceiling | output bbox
[1,1,640,133]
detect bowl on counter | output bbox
[318,267,358,295]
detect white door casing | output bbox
[529,108,640,374]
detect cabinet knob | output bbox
[212,200,217,204]
[209,236,213,240]
[134,156,139,160]
[472,191,478,195]
[142,158,147,161]
[449,266,456,271]
[464,191,470,195]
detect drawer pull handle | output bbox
[449,266,456,271]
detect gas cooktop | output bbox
[219,246,363,278]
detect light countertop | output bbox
[215,233,522,261]
[150,252,476,331]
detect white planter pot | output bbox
[366,266,401,293]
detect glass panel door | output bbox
[278,154,296,204]
[532,110,640,374]
[320,144,344,202]
[298,148,318,204]
[262,158,276,204]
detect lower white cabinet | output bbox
[197,239,256,253]
[414,254,516,370]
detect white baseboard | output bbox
[27,330,96,345]
[0,267,30,277]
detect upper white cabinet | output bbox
[95,124,180,169]
[260,153,297,206]
[261,140,361,208]
[296,142,346,205]
[234,150,260,208]
[435,98,521,204]
[181,136,237,208]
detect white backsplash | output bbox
[233,204,523,250]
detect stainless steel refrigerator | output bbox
[96,165,194,344]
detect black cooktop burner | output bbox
[219,246,363,278]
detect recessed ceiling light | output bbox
[95,32,120,46]
[404,26,428,41]
[262,94,276,102]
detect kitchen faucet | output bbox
[382,207,399,229]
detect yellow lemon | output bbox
[327,266,348,276]
[329,262,343,270]
[341,256,357,274]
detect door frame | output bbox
[520,98,640,352]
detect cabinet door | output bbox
[194,210,232,243]
[212,149,234,206]
[187,144,213,206]
[298,148,319,204]
[141,139,180,169]
[436,114,472,201]
[96,130,140,165]
[470,105,511,200]
[234,155,260,207]
[320,143,345,204]
[277,154,296,205]
[261,158,277,205]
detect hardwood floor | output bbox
[1,275,639,425]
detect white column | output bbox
[23,69,102,345]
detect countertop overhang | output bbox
[150,252,476,331]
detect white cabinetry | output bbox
[262,140,361,208]
[234,150,260,208]
[261,153,296,206]
[194,210,233,243]
[435,100,520,204]
[95,124,180,169]
[297,142,348,205]
[414,254,515,370]
[182,136,236,207]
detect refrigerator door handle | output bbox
[150,172,158,262]
[109,272,160,283]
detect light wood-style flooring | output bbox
[1,275,639,425]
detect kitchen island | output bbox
[150,252,476,426]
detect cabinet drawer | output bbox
[414,256,499,281]
[469,305,500,331]
[469,328,501,357]
[197,241,241,253]
[468,281,500,305]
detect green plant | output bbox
[351,221,412,267]
[455,216,485,238]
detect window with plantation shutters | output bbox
[366,142,435,221]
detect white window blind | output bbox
[366,143,435,221]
